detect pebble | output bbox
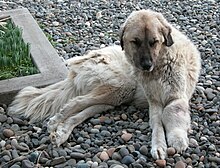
[99,151,109,161]
[155,159,166,167]
[70,152,85,159]
[121,155,135,165]
[208,157,220,164]
[3,155,11,161]
[139,145,148,156]
[12,116,26,125]
[107,148,116,157]
[22,160,35,168]
[50,156,66,166]
[0,140,6,147]
[10,164,21,168]
[58,149,67,157]
[132,162,143,168]
[167,147,176,156]
[90,128,100,134]
[76,163,89,168]
[121,113,128,120]
[111,165,124,168]
[121,132,132,142]
[175,161,186,168]
[208,144,216,151]
[138,135,148,141]
[119,147,129,157]
[91,162,99,168]
[52,21,59,26]
[0,113,7,122]
[189,138,198,147]
[3,128,15,138]
[100,130,111,137]
[112,152,122,161]
[28,151,39,163]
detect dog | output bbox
[8,45,147,146]
[120,9,201,159]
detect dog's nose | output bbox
[141,60,153,71]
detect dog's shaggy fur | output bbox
[8,45,147,146]
[120,9,201,159]
[8,9,201,160]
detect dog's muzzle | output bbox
[140,60,154,72]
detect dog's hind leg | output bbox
[47,83,136,134]
[50,105,114,146]
[149,102,167,160]
[162,98,190,153]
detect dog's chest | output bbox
[137,56,185,104]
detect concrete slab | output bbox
[0,8,68,105]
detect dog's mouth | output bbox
[145,64,154,72]
[142,64,154,72]
[139,60,154,72]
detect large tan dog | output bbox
[8,46,147,146]
[120,9,201,159]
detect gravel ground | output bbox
[0,0,220,168]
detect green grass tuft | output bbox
[0,19,39,80]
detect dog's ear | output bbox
[156,13,174,47]
[162,27,174,47]
[119,23,126,50]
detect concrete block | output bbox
[0,8,68,105]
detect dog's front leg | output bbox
[162,98,190,153]
[149,102,167,160]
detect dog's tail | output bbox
[7,79,77,123]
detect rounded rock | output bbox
[3,128,15,138]
[91,162,99,168]
[99,151,109,161]
[121,133,132,142]
[112,152,122,161]
[132,162,143,168]
[175,161,186,168]
[107,148,116,158]
[189,138,198,147]
[10,164,21,168]
[121,113,128,120]
[167,147,176,156]
[0,140,6,147]
[119,147,129,157]
[121,155,135,165]
[76,163,89,168]
[70,152,85,159]
[155,159,166,167]
[139,145,148,156]
[22,160,35,168]
[0,114,7,122]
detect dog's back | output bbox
[8,46,145,123]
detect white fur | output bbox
[121,10,201,159]
[8,45,147,146]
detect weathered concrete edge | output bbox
[0,8,68,104]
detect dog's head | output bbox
[120,9,174,72]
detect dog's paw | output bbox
[49,123,71,147]
[167,129,189,153]
[47,113,64,133]
[151,145,167,160]
[49,132,57,145]
[56,124,71,146]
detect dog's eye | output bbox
[149,40,158,47]
[131,38,142,46]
